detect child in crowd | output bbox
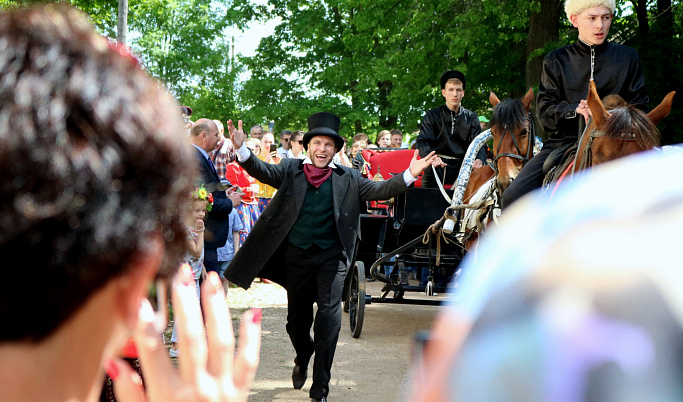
[169,186,211,357]
[226,139,262,246]
[217,206,244,294]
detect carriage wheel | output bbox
[342,259,356,313]
[343,297,350,313]
[348,261,366,338]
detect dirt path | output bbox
[227,281,446,401]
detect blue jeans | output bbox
[218,260,232,279]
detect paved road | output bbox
[229,280,448,401]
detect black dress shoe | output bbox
[311,398,327,402]
[292,365,308,389]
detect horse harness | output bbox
[458,111,536,246]
[574,114,638,173]
[492,111,535,173]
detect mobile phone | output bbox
[270,144,278,153]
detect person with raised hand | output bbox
[224,114,440,401]
[111,269,261,402]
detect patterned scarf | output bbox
[303,163,332,188]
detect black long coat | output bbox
[225,153,410,289]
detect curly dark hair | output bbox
[0,5,195,342]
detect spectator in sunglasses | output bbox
[286,132,306,159]
[277,130,293,159]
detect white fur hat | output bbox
[565,0,616,21]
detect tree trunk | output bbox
[378,80,397,129]
[651,0,680,144]
[117,0,128,44]
[350,80,363,133]
[526,0,563,90]
[656,0,673,55]
[634,0,649,40]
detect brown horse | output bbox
[544,81,675,197]
[463,88,536,204]
[574,80,674,171]
[458,88,537,250]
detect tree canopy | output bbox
[0,0,681,143]
[236,0,682,144]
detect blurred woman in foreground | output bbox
[0,5,260,401]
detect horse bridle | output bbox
[575,114,637,172]
[492,112,535,172]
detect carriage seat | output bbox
[360,148,443,189]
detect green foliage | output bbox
[0,0,245,123]
[1,0,681,143]
[71,0,118,38]
[237,0,538,139]
[126,0,243,121]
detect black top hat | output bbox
[303,112,345,151]
[440,70,466,90]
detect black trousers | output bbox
[203,247,219,273]
[285,242,347,399]
[500,143,559,209]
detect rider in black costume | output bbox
[417,70,487,188]
[501,0,649,208]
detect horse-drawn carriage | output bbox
[340,147,462,338]
[340,90,541,339]
[339,86,546,338]
[342,83,675,338]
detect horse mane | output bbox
[602,94,627,110]
[603,105,661,150]
[489,98,525,136]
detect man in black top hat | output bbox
[416,70,487,188]
[224,112,440,401]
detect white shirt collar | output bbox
[193,143,210,160]
[303,157,337,169]
[445,104,462,116]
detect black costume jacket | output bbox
[416,105,487,163]
[538,39,649,148]
[224,153,410,289]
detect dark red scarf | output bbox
[303,163,332,188]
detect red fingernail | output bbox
[251,308,262,324]
[105,359,119,380]
[121,338,138,359]
[180,264,193,286]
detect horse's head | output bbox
[576,80,675,169]
[489,87,535,194]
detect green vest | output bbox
[288,176,339,249]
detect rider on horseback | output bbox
[501,0,649,208]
